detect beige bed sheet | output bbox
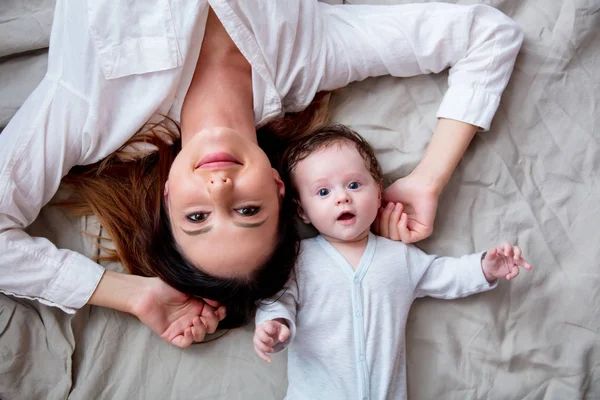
[1,0,599,399]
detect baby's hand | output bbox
[253,319,290,363]
[481,242,532,282]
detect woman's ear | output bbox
[163,181,170,210]
[272,169,286,198]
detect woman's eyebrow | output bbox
[181,225,213,236]
[233,218,267,228]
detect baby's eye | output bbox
[317,188,330,197]
[348,182,361,190]
[186,212,210,222]
[236,206,260,216]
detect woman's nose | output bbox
[206,176,233,199]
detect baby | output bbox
[254,125,532,400]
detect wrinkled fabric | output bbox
[1,0,599,400]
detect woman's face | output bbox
[165,127,285,278]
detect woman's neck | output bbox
[180,8,255,146]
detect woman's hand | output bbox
[373,174,439,243]
[481,242,532,282]
[132,277,226,348]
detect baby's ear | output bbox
[295,201,311,224]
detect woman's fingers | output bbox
[379,202,394,238]
[191,316,207,343]
[216,306,227,321]
[202,298,220,308]
[200,303,220,334]
[172,327,194,348]
[388,203,403,241]
[398,213,410,243]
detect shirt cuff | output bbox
[255,312,297,353]
[470,251,498,290]
[436,85,501,131]
[42,252,105,313]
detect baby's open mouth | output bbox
[337,212,355,221]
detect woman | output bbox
[0,1,523,347]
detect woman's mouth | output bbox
[197,152,241,169]
[337,212,356,225]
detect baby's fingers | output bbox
[279,324,291,343]
[498,242,514,259]
[516,257,533,271]
[256,328,276,346]
[254,344,272,363]
[485,247,499,261]
[513,246,522,260]
[506,264,520,280]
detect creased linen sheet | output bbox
[1,0,599,399]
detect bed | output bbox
[1,0,599,398]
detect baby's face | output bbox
[292,142,381,243]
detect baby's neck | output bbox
[323,233,369,270]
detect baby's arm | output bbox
[254,279,299,363]
[406,242,531,299]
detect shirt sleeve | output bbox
[0,0,110,313]
[255,278,300,353]
[403,244,497,300]
[0,74,106,313]
[317,2,524,130]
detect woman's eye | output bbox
[186,212,210,222]
[317,188,330,197]
[348,181,361,190]
[236,206,260,216]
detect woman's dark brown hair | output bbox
[61,93,332,328]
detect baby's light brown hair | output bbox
[282,124,383,206]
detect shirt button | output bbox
[356,311,362,318]
[360,355,366,362]
[353,277,360,285]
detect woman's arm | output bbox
[90,271,225,347]
[376,119,477,242]
[317,3,524,130]
[0,75,106,312]
[409,119,478,194]
[313,3,523,241]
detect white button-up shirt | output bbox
[0,0,523,313]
